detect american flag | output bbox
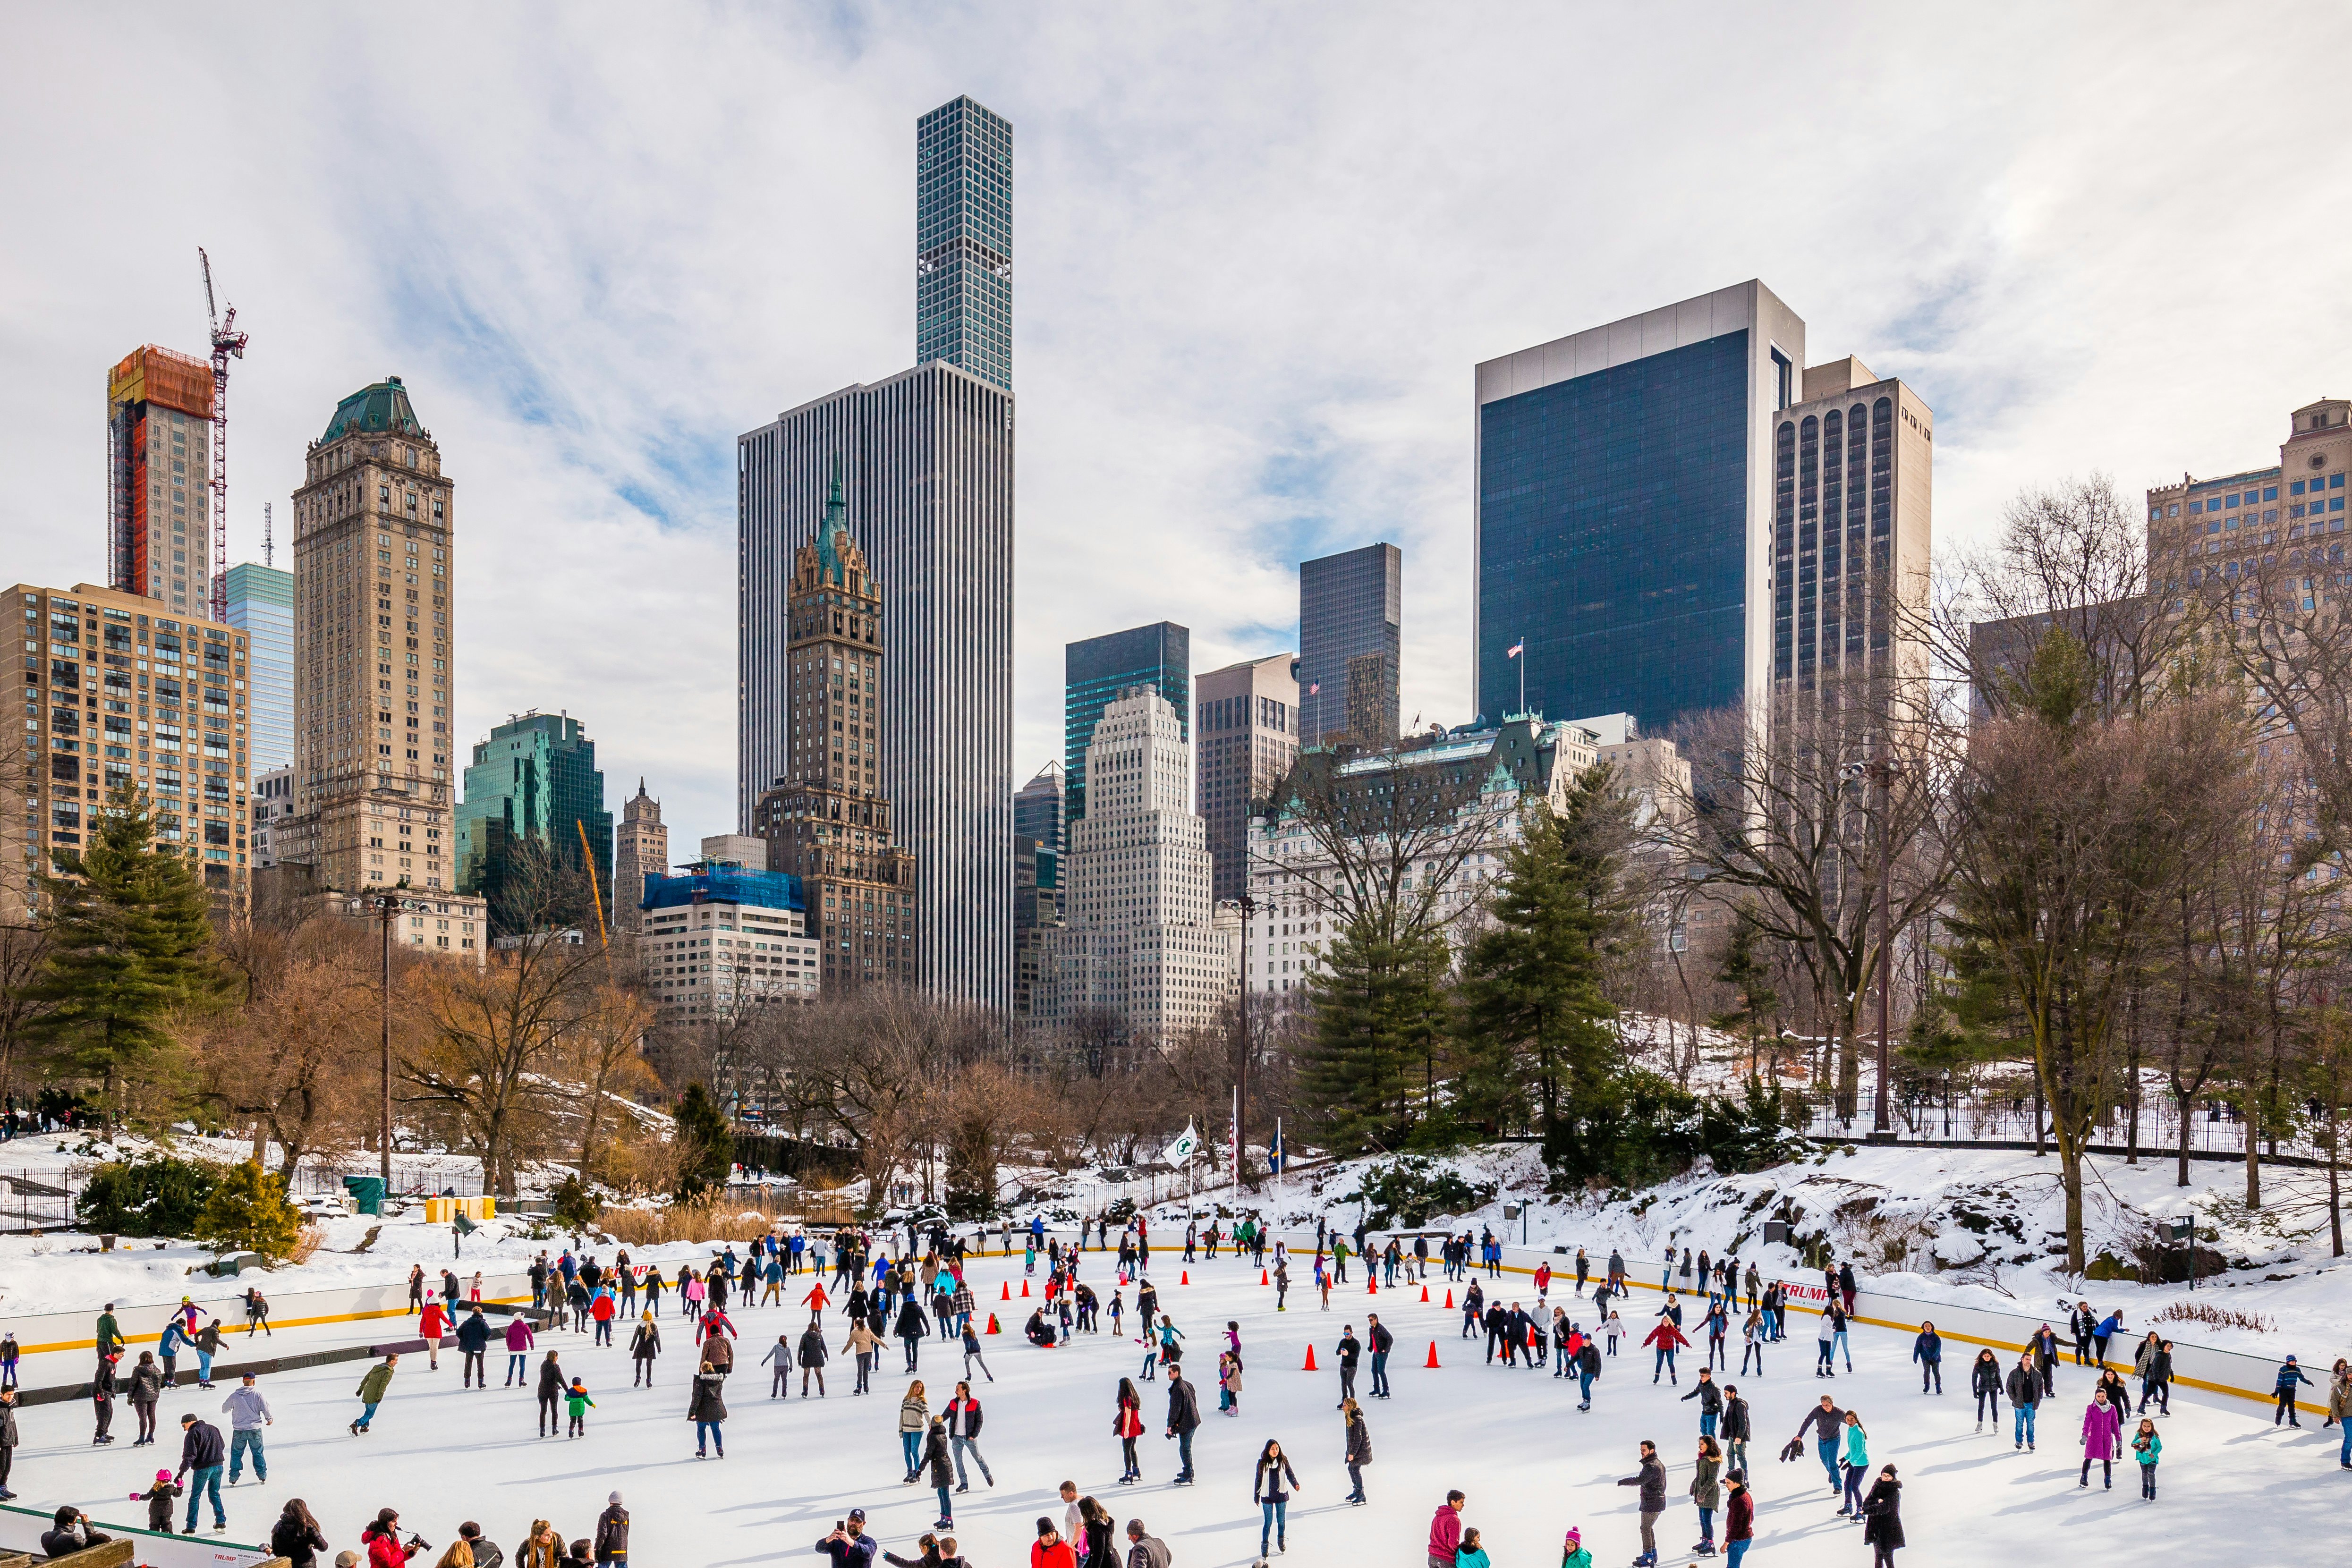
[1506,639,1524,659]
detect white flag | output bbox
[1163,1120,1200,1166]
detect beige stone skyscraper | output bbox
[613,780,668,932]
[281,377,457,893]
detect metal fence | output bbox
[1790,1086,2335,1165]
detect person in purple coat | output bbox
[2079,1386,2123,1490]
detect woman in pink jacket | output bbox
[2079,1386,2123,1491]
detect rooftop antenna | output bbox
[262,501,273,568]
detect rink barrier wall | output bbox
[1,1272,535,1358]
[0,1501,281,1566]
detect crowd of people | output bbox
[3,1209,2346,1568]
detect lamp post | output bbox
[1234,890,1258,1192]
[368,884,413,1185]
[1842,755,1907,1144]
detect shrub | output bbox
[194,1161,303,1263]
[1543,1071,1803,1189]
[76,1154,221,1237]
[551,1174,601,1233]
[671,1083,733,1201]
[595,1193,791,1246]
[1344,1156,1499,1229]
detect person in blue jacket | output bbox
[2275,1355,2314,1427]
[2093,1310,2124,1367]
[1910,1322,1944,1395]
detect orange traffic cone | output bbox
[1303,1343,1318,1372]
[1001,1281,1011,1301]
[1260,1269,1270,1285]
[1021,1280,1031,1297]
[986,1313,1001,1334]
[1180,1271,1189,1286]
[1424,1340,1440,1368]
[1420,1284,1430,1303]
[1443,1289,1454,1309]
[1367,1277,1377,1295]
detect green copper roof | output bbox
[815,457,853,584]
[322,376,423,442]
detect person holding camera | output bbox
[815,1507,877,1568]
[361,1506,425,1568]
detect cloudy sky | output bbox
[5,5,2346,848]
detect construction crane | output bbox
[198,246,247,624]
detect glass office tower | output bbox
[916,95,1014,391]
[1064,622,1189,825]
[225,561,292,772]
[1298,542,1400,746]
[456,710,613,934]
[1474,280,1806,736]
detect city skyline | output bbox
[6,9,2348,848]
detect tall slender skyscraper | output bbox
[1064,623,1189,826]
[916,95,1013,391]
[1298,544,1401,746]
[226,561,292,773]
[741,93,1015,1011]
[1194,652,1298,904]
[612,779,667,933]
[283,377,458,894]
[106,346,215,615]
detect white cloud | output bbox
[5,4,2346,849]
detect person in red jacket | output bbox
[590,1288,618,1348]
[1426,1489,1464,1568]
[801,1282,831,1325]
[696,1306,738,1346]
[1645,1317,1692,1385]
[360,1507,422,1568]
[417,1300,447,1371]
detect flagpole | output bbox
[1519,634,1526,717]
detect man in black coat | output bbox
[2005,1354,2041,1451]
[1614,1440,1666,1567]
[1164,1371,1200,1483]
[1719,1384,1751,1474]
[1366,1315,1394,1398]
[175,1412,228,1533]
[594,1491,629,1565]
[1335,1327,1361,1405]
[456,1306,492,1388]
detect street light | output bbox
[1842,754,1908,1144]
[1234,890,1258,1192]
[364,883,415,1186]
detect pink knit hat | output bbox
[1563,1526,1581,1546]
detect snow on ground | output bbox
[5,1245,2341,1568]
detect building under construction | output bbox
[106,345,216,618]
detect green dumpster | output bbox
[343,1175,387,1215]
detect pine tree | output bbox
[1711,910,1780,1082]
[17,786,221,1133]
[671,1081,733,1200]
[1454,763,1638,1144]
[1294,916,1451,1153]
[195,1159,303,1262]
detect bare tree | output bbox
[186,920,381,1179]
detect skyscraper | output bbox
[1475,281,1807,734]
[612,779,667,933]
[1767,357,1932,701]
[106,346,214,616]
[753,472,917,990]
[1194,653,1298,904]
[739,364,1013,1010]
[455,711,612,933]
[282,376,458,894]
[1047,687,1232,1040]
[1065,623,1189,825]
[916,95,1013,391]
[1298,544,1401,746]
[1013,759,1065,856]
[226,561,292,773]
[741,94,1016,1013]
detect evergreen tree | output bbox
[1294,916,1451,1153]
[194,1159,303,1262]
[1454,763,1639,1146]
[17,786,220,1133]
[671,1081,733,1200]
[1711,910,1780,1082]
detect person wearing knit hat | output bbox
[1560,1524,1592,1568]
[134,1468,182,1533]
[595,1491,629,1564]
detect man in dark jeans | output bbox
[1366,1315,1393,1398]
[175,1412,227,1534]
[1794,1395,1845,1494]
[1613,1440,1665,1567]
[1163,1369,1200,1483]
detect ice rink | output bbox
[7,1246,2339,1566]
